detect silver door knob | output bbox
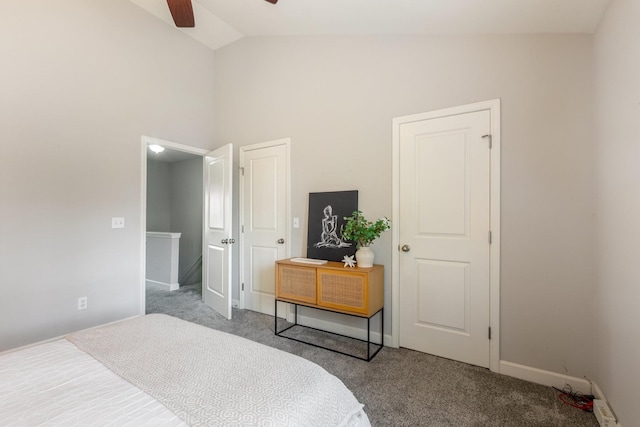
[229,238,235,244]
[277,238,285,244]
[401,244,411,252]
[221,239,228,244]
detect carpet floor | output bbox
[146,283,598,427]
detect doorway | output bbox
[391,100,501,372]
[141,136,209,314]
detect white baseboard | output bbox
[490,362,625,426]
[499,360,591,394]
[589,381,622,427]
[146,279,179,291]
[296,313,391,346]
[591,380,605,400]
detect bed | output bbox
[0,314,371,426]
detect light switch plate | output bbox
[293,217,300,229]
[112,217,125,228]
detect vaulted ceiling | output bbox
[130,0,612,50]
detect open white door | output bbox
[203,144,233,319]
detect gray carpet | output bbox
[146,283,597,427]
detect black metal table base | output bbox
[274,300,383,362]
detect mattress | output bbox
[0,314,370,427]
[0,339,187,426]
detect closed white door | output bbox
[240,139,289,315]
[202,144,233,319]
[398,109,491,368]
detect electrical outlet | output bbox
[111,217,125,228]
[77,297,88,310]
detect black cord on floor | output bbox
[553,385,594,412]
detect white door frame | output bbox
[391,99,501,373]
[238,138,291,310]
[139,135,210,316]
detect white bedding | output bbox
[0,314,370,427]
[0,339,187,426]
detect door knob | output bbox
[229,238,235,244]
[401,244,411,252]
[277,238,285,244]
[221,239,228,244]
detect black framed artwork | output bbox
[307,190,358,261]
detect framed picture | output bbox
[307,190,358,261]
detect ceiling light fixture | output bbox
[149,144,165,154]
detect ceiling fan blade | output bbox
[264,0,278,4]
[167,0,195,28]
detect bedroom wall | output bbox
[213,35,596,379]
[0,0,216,351]
[593,0,640,424]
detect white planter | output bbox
[355,246,374,268]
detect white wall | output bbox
[593,0,640,424]
[214,35,596,378]
[0,0,215,351]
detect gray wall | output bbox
[169,157,203,283]
[146,159,171,232]
[593,0,640,424]
[0,0,215,351]
[213,35,596,379]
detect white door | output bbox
[203,144,233,319]
[240,139,289,315]
[398,109,491,368]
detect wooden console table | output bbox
[274,258,384,361]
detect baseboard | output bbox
[146,279,179,291]
[296,313,391,346]
[499,360,591,394]
[499,362,625,425]
[589,381,622,427]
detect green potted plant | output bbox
[341,210,390,267]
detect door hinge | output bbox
[488,231,492,244]
[241,283,244,291]
[482,134,492,149]
[240,167,244,176]
[488,326,492,340]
